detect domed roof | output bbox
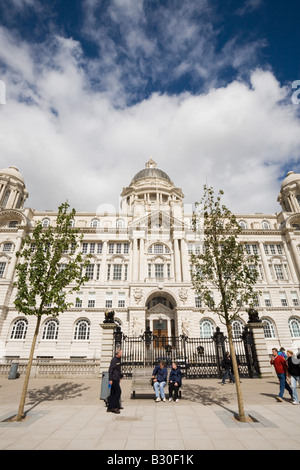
[131,159,172,184]
[0,166,24,183]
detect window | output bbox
[97,243,103,254]
[109,243,114,254]
[2,189,11,207]
[116,219,125,228]
[124,264,128,281]
[118,292,125,308]
[276,245,283,255]
[291,291,299,307]
[9,220,18,227]
[274,265,284,280]
[124,243,129,254]
[107,264,111,281]
[85,264,94,280]
[90,243,95,254]
[42,218,50,228]
[238,221,247,229]
[195,296,202,308]
[116,243,122,254]
[263,292,272,307]
[75,293,83,308]
[262,221,271,230]
[82,243,88,254]
[3,243,13,252]
[155,264,164,279]
[148,244,169,254]
[269,244,276,254]
[113,264,122,280]
[90,219,99,228]
[262,319,276,339]
[88,292,95,308]
[200,319,215,339]
[232,320,243,338]
[96,264,100,280]
[289,318,300,338]
[105,292,113,308]
[10,319,28,340]
[0,262,6,277]
[154,244,163,253]
[279,291,288,307]
[74,320,90,340]
[42,319,59,340]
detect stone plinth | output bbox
[99,323,117,374]
[247,322,273,378]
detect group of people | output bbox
[152,360,182,403]
[270,347,300,404]
[106,351,182,413]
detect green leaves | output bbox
[14,201,90,318]
[191,186,260,324]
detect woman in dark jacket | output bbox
[168,362,182,402]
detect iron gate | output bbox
[114,326,260,379]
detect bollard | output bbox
[8,362,19,380]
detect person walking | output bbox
[168,362,182,403]
[107,348,122,414]
[287,350,300,405]
[221,352,235,385]
[270,348,293,402]
[152,361,168,402]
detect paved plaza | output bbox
[0,373,300,451]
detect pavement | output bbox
[0,373,300,452]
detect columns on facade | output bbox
[173,237,181,282]
[258,241,272,283]
[287,236,300,281]
[180,238,190,282]
[283,240,298,283]
[100,241,108,282]
[139,236,145,281]
[132,237,138,281]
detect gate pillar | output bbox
[246,322,273,378]
[99,322,118,375]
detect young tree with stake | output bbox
[190,186,260,422]
[14,202,90,421]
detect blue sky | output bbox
[0,0,300,213]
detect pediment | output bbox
[148,303,173,314]
[129,210,188,232]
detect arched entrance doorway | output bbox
[146,292,177,345]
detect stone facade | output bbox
[0,160,300,361]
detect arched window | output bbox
[10,318,28,340]
[200,319,215,339]
[231,320,244,338]
[289,318,300,338]
[238,221,247,230]
[42,319,59,340]
[116,219,125,228]
[262,318,276,339]
[74,319,90,341]
[90,219,99,228]
[148,243,170,254]
[42,218,50,228]
[262,221,271,230]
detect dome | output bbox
[281,171,300,189]
[131,159,172,184]
[0,166,24,184]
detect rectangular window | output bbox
[96,264,100,280]
[276,244,283,255]
[279,291,288,307]
[118,292,125,308]
[107,264,111,281]
[148,264,152,278]
[3,243,12,252]
[105,292,113,308]
[155,264,164,279]
[124,264,128,281]
[88,292,95,308]
[109,243,114,254]
[116,243,122,254]
[252,293,259,307]
[154,244,163,253]
[264,245,269,255]
[274,265,284,280]
[97,243,103,254]
[252,244,258,255]
[124,243,129,254]
[195,296,202,308]
[75,293,83,308]
[90,243,95,254]
[82,242,88,254]
[86,264,94,280]
[167,264,171,279]
[113,264,122,280]
[263,292,272,307]
[270,244,276,254]
[245,244,251,255]
[291,291,299,307]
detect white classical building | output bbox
[0,160,300,362]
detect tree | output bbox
[13,202,90,421]
[190,186,260,422]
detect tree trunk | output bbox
[226,322,246,422]
[16,315,41,421]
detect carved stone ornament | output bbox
[133,287,143,304]
[178,287,188,303]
